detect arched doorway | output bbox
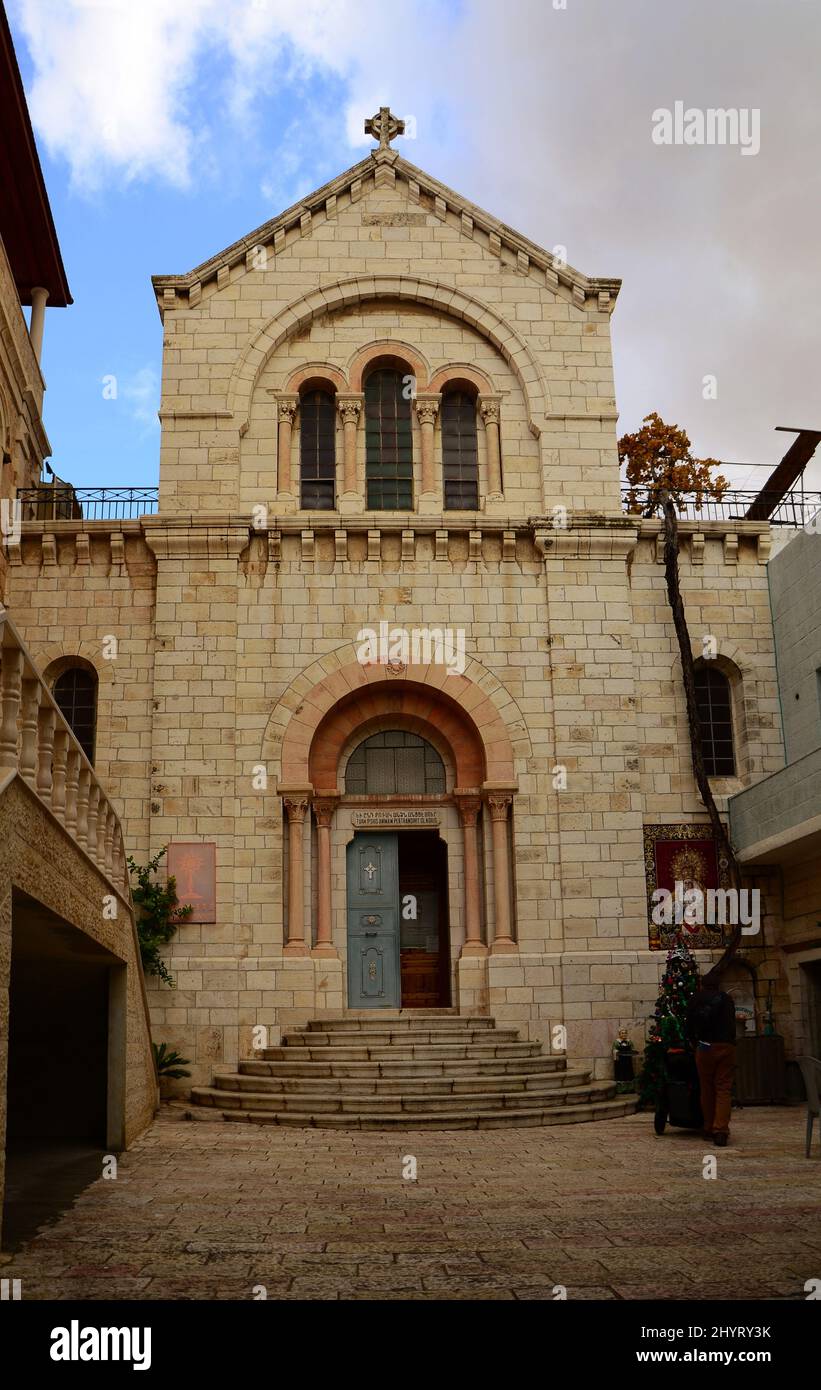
[277,663,519,1005]
[344,731,451,1008]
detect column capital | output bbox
[479,394,502,426]
[455,793,482,826]
[337,393,364,422]
[277,394,299,423]
[313,794,340,827]
[485,791,513,822]
[414,393,441,425]
[283,794,310,823]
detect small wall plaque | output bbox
[352,810,440,828]
[167,842,216,924]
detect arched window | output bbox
[53,666,98,764]
[345,731,446,795]
[694,666,735,776]
[441,389,479,510]
[300,388,336,509]
[364,369,413,510]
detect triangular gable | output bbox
[152,147,620,318]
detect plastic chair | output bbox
[798,1057,821,1158]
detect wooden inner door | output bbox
[398,832,450,1008]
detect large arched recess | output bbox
[274,659,519,793]
[228,274,549,435]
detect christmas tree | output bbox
[638,941,700,1106]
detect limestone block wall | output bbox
[8,523,156,847]
[6,507,790,1086]
[0,235,50,602]
[154,155,622,519]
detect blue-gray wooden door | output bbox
[346,832,400,1008]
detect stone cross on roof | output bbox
[365,106,405,151]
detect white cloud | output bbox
[120,365,159,432]
[11,0,821,474]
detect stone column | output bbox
[29,286,49,362]
[52,726,69,820]
[313,797,339,958]
[64,748,81,834]
[457,795,486,955]
[276,396,299,499]
[415,394,441,509]
[283,795,310,956]
[19,678,40,787]
[0,647,23,768]
[337,395,363,510]
[479,397,503,499]
[36,701,56,798]
[87,784,101,863]
[76,767,91,850]
[486,792,516,952]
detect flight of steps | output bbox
[185,1011,637,1130]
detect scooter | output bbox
[653,1045,704,1134]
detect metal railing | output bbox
[621,486,821,528]
[18,486,160,521]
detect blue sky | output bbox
[10,0,821,491]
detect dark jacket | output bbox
[687,987,737,1045]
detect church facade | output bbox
[12,111,801,1089]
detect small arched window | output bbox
[441,390,479,510]
[694,666,735,776]
[364,369,413,510]
[345,731,446,795]
[53,665,98,764]
[300,389,336,509]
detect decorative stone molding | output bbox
[227,277,549,433]
[724,532,739,564]
[479,395,503,498]
[691,532,705,565]
[336,393,364,500]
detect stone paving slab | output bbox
[2,1106,819,1301]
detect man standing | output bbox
[687,969,737,1146]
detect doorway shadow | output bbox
[2,1140,107,1252]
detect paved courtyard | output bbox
[2,1106,819,1300]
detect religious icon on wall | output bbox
[643,823,731,950]
[166,842,217,924]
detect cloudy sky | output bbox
[10,0,821,490]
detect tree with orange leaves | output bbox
[619,411,728,516]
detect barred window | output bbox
[441,390,479,510]
[300,389,336,510]
[694,666,735,776]
[345,731,446,795]
[364,369,413,510]
[53,666,97,764]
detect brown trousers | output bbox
[696,1042,735,1136]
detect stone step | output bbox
[240,1054,567,1078]
[305,1014,495,1031]
[216,1067,593,1096]
[280,1026,521,1048]
[182,1095,638,1130]
[261,1040,542,1062]
[185,1010,630,1132]
[190,1079,617,1116]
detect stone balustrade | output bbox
[0,610,130,897]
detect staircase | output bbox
[187,1012,637,1130]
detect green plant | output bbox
[128,848,192,987]
[152,1041,191,1079]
